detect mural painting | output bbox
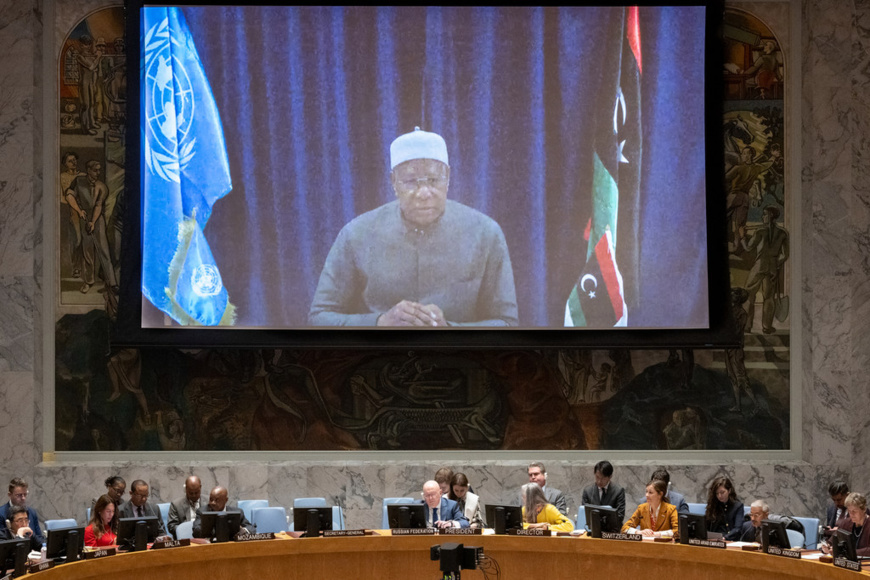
[55,5,792,453]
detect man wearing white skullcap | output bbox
[308,127,518,327]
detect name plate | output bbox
[151,538,191,550]
[688,538,726,549]
[234,532,275,542]
[439,528,482,535]
[833,558,862,573]
[82,547,116,560]
[601,532,643,542]
[765,546,801,559]
[323,529,366,538]
[509,528,548,536]
[28,560,55,574]
[392,528,437,536]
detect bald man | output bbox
[167,475,203,538]
[192,486,253,540]
[420,480,469,529]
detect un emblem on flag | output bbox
[143,17,197,182]
[191,264,222,297]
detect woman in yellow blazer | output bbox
[621,479,679,538]
[521,482,575,532]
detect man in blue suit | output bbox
[651,468,689,514]
[824,480,850,533]
[0,478,43,544]
[421,480,469,529]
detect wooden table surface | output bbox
[31,531,869,580]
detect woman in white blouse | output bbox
[448,473,485,528]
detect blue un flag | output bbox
[141,7,235,325]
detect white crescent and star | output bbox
[581,274,598,299]
[613,88,630,165]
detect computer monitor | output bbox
[45,525,85,562]
[484,504,524,535]
[0,537,29,578]
[678,512,709,543]
[292,507,334,536]
[198,511,243,543]
[585,505,622,538]
[832,528,859,562]
[386,503,428,530]
[760,518,791,551]
[117,515,161,551]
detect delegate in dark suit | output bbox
[826,504,849,528]
[738,520,761,542]
[167,496,203,538]
[192,505,253,539]
[709,499,745,541]
[668,489,690,515]
[838,514,870,557]
[0,504,43,544]
[418,497,469,529]
[543,487,569,517]
[118,499,167,545]
[581,483,626,523]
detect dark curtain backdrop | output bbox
[181,6,708,328]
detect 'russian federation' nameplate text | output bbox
[392,528,437,536]
[601,532,643,542]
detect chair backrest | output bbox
[785,529,804,549]
[294,497,328,508]
[237,499,269,522]
[381,497,415,529]
[686,503,706,516]
[576,506,587,531]
[175,520,194,540]
[792,516,819,549]
[157,502,171,526]
[45,518,78,531]
[332,506,345,531]
[86,508,91,524]
[251,507,287,534]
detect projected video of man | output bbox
[308,128,518,327]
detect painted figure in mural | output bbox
[106,37,127,123]
[587,362,613,403]
[726,287,757,412]
[156,409,186,450]
[666,349,694,389]
[308,127,518,327]
[64,160,119,293]
[60,151,84,279]
[93,38,110,125]
[662,408,703,449]
[723,115,754,174]
[741,39,781,100]
[725,145,782,253]
[742,205,789,334]
[74,35,99,135]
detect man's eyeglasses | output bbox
[397,176,447,193]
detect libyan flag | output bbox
[565,6,641,328]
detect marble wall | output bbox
[0,0,868,531]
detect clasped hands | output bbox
[378,300,446,327]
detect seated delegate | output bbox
[705,476,744,540]
[622,479,678,538]
[448,473,484,528]
[821,492,870,556]
[3,504,42,551]
[520,483,574,532]
[85,494,118,547]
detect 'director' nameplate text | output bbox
[28,560,55,574]
[82,548,116,560]
[392,528,437,536]
[152,538,191,549]
[509,528,548,537]
[833,558,862,573]
[601,532,643,542]
[323,530,367,537]
[234,533,275,542]
[688,538,726,549]
[439,528,482,535]
[765,546,801,559]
